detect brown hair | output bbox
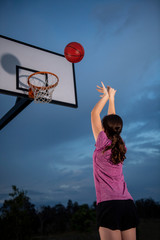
[102,114,126,164]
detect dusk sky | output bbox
[0,0,160,208]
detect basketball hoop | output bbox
[28,71,59,103]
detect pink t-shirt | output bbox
[93,131,133,204]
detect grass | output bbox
[32,218,160,240]
[32,231,100,240]
[137,218,160,240]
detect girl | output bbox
[91,82,139,240]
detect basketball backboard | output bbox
[0,35,78,130]
[0,35,78,107]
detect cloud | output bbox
[123,155,160,201]
[0,134,96,206]
[92,0,132,34]
[92,0,160,35]
[120,80,160,129]
[91,0,160,87]
[28,164,96,206]
[0,0,160,207]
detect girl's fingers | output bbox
[97,83,110,97]
[97,85,103,89]
[101,82,106,89]
[96,89,103,93]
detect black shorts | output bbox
[96,199,139,231]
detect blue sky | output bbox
[0,0,160,207]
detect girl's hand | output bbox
[108,87,117,99]
[96,82,109,98]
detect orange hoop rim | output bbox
[28,71,59,90]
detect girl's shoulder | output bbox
[95,131,111,150]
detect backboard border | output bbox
[0,35,78,108]
[16,65,40,92]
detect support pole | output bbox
[0,97,33,130]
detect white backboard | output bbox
[0,35,78,108]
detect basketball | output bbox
[64,42,85,63]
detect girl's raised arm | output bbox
[91,82,109,141]
[107,87,117,115]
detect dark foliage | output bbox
[135,198,160,218]
[71,203,96,231]
[38,204,67,235]
[0,186,160,239]
[0,185,39,240]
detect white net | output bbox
[28,72,59,103]
[31,87,55,103]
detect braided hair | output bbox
[102,114,126,164]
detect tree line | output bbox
[0,185,160,240]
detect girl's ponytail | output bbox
[102,114,126,164]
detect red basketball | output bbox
[64,42,85,63]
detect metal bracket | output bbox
[0,97,33,130]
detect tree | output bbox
[38,203,67,235]
[71,203,96,232]
[0,185,38,240]
[135,198,160,218]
